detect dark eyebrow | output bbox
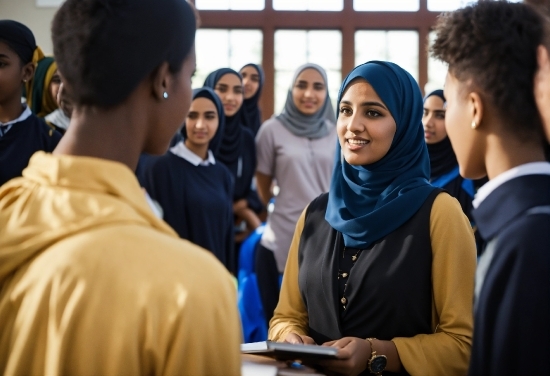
[0,53,10,59]
[340,100,388,111]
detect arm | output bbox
[392,193,476,376]
[268,207,310,341]
[255,171,273,207]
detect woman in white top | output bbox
[255,63,337,324]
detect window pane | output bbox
[426,31,447,94]
[274,30,341,114]
[195,0,264,10]
[355,30,419,82]
[354,0,419,11]
[194,29,263,88]
[273,0,343,11]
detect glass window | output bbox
[195,0,264,10]
[425,31,448,94]
[354,0,419,12]
[355,30,419,82]
[274,30,342,114]
[273,0,343,11]
[193,29,263,89]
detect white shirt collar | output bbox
[0,106,32,127]
[473,161,550,208]
[169,140,216,166]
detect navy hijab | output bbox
[204,68,246,165]
[181,87,225,155]
[239,63,264,136]
[325,61,437,249]
[424,89,458,179]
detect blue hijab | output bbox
[325,61,437,249]
[182,87,225,155]
[204,68,246,165]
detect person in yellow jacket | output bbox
[0,1,242,375]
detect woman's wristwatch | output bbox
[366,338,387,375]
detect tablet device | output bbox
[241,341,338,361]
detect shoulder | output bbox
[256,118,283,141]
[29,114,62,140]
[431,191,466,220]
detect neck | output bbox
[484,131,546,180]
[184,139,209,160]
[53,103,150,171]
[0,96,24,123]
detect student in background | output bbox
[0,20,61,186]
[25,55,60,118]
[204,68,262,262]
[270,61,476,376]
[431,2,550,375]
[0,1,242,374]
[423,90,474,220]
[138,87,234,271]
[255,63,337,325]
[239,63,264,136]
[45,79,73,134]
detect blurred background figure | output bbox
[255,63,336,325]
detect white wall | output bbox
[0,0,62,55]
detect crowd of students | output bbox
[0,0,549,375]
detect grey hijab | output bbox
[276,63,336,139]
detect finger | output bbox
[301,335,316,345]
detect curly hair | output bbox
[431,1,544,140]
[51,0,196,109]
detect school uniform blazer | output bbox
[469,174,550,376]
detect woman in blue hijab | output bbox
[268,61,477,376]
[138,87,235,270]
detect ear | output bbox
[150,61,171,101]
[537,44,550,71]
[468,91,484,130]
[21,62,35,83]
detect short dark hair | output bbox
[52,0,196,109]
[431,1,544,140]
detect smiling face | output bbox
[292,68,327,116]
[422,95,447,144]
[185,96,219,148]
[337,79,396,166]
[214,73,243,117]
[443,71,486,179]
[240,65,260,100]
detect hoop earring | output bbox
[471,120,477,129]
[163,91,168,99]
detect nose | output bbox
[346,111,365,133]
[423,113,434,128]
[195,117,205,129]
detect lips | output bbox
[346,138,370,151]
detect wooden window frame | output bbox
[190,0,438,119]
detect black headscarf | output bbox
[0,20,36,64]
[203,68,246,165]
[424,89,458,179]
[181,87,225,156]
[239,63,264,136]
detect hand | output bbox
[283,333,316,345]
[232,199,248,214]
[319,337,370,376]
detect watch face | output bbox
[370,356,387,373]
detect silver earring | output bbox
[471,120,477,129]
[163,91,168,99]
